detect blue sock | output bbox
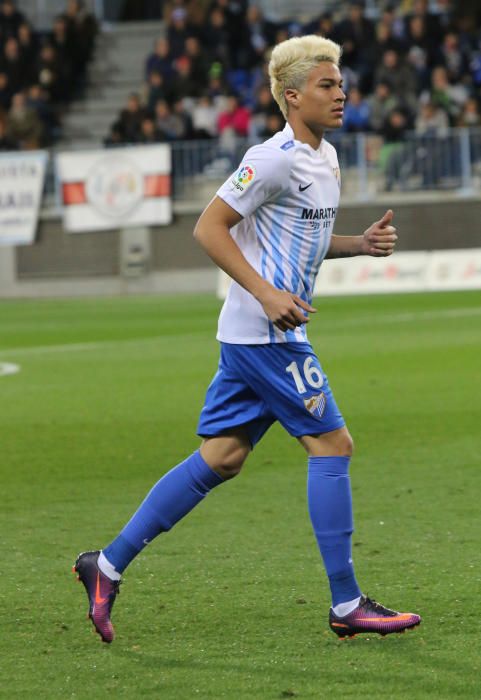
[307,456,361,607]
[103,450,223,573]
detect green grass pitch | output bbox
[1,290,480,699]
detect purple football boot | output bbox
[73,550,121,643]
[329,595,421,638]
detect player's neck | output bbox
[288,119,324,150]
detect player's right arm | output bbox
[194,196,315,332]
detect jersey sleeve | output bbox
[215,144,289,218]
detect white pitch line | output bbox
[0,305,479,359]
[338,305,481,328]
[0,362,20,376]
[0,341,104,357]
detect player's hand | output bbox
[361,209,397,257]
[258,287,316,331]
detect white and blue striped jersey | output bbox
[216,123,341,344]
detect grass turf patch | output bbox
[1,290,480,698]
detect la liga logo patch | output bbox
[230,163,256,195]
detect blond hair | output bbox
[268,35,342,118]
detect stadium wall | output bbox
[0,195,480,298]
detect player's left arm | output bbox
[326,209,398,258]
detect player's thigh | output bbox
[298,426,354,457]
[200,427,252,478]
[197,346,276,454]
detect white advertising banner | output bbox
[427,249,481,291]
[0,151,48,246]
[217,249,481,298]
[315,252,430,296]
[56,145,172,232]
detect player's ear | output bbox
[285,88,300,111]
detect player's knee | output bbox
[301,427,354,457]
[219,445,250,478]
[329,427,354,457]
[210,444,250,480]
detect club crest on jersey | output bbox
[229,164,256,196]
[304,392,327,419]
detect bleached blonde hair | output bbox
[269,35,342,118]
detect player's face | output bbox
[296,62,345,131]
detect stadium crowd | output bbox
[105,0,481,148]
[0,0,97,150]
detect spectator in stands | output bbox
[104,123,123,147]
[249,83,279,137]
[336,1,375,72]
[145,37,175,84]
[240,5,271,69]
[144,70,170,112]
[415,100,449,136]
[0,0,24,40]
[404,0,443,43]
[172,97,194,138]
[204,8,231,68]
[305,12,338,42]
[206,72,227,104]
[342,87,370,132]
[405,16,436,91]
[436,31,470,84]
[422,65,468,124]
[17,22,38,68]
[377,5,405,41]
[367,80,400,133]
[210,0,249,69]
[379,107,410,190]
[51,17,74,83]
[183,36,209,90]
[208,0,248,39]
[167,7,192,59]
[62,0,98,78]
[217,93,250,137]
[170,56,201,101]
[457,96,481,127]
[372,20,406,61]
[258,111,283,138]
[138,116,161,144]
[191,94,218,138]
[381,107,410,144]
[0,110,16,149]
[27,83,59,144]
[34,44,70,104]
[6,91,43,148]
[154,98,184,140]
[115,92,147,142]
[0,71,12,110]
[374,49,418,99]
[0,37,29,94]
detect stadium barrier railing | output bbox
[39,127,481,211]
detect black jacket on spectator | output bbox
[0,1,25,40]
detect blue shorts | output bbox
[197,342,345,447]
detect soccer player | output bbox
[74,35,421,643]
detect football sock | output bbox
[307,456,361,607]
[98,551,121,581]
[102,450,223,573]
[332,597,361,617]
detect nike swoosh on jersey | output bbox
[299,183,313,191]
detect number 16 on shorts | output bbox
[286,356,324,394]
